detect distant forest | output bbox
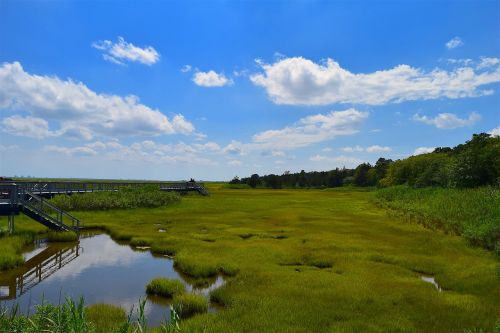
[231,133,500,189]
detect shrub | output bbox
[146,278,185,297]
[172,293,208,318]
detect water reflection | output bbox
[0,233,223,326]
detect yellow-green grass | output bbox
[46,231,79,242]
[85,303,127,333]
[146,277,186,297]
[173,293,209,319]
[1,185,499,332]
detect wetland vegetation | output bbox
[0,134,498,332]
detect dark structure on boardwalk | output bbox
[0,180,209,234]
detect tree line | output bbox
[230,133,499,189]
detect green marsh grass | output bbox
[46,231,79,242]
[375,186,499,250]
[86,303,127,333]
[172,293,208,319]
[146,278,186,298]
[1,184,498,332]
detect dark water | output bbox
[0,233,223,326]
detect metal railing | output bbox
[19,190,80,232]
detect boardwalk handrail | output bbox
[19,190,80,232]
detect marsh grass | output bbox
[375,186,499,250]
[1,185,498,332]
[172,293,208,319]
[85,304,126,333]
[49,186,181,211]
[47,231,79,242]
[146,278,186,298]
[0,232,35,270]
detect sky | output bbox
[0,0,499,181]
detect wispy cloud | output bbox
[413,112,481,129]
[92,37,160,65]
[192,70,233,87]
[446,37,464,49]
[0,62,195,140]
[180,65,192,73]
[341,145,391,153]
[251,109,368,150]
[250,56,500,105]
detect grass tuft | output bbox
[47,231,79,242]
[146,277,186,298]
[172,293,208,319]
[86,303,126,333]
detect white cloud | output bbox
[192,70,233,87]
[413,112,481,129]
[0,62,195,139]
[447,58,473,66]
[341,145,391,153]
[250,57,500,105]
[92,37,160,65]
[477,57,500,70]
[321,147,333,152]
[44,145,97,156]
[309,154,362,167]
[341,145,364,153]
[2,115,51,138]
[488,126,500,137]
[446,37,464,49]
[365,145,392,153]
[227,160,242,166]
[252,109,368,150]
[42,139,220,166]
[413,147,435,155]
[181,65,192,73]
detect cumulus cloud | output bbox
[92,37,160,65]
[250,57,500,105]
[2,115,51,138]
[252,109,368,150]
[446,37,464,49]
[42,139,220,165]
[0,62,195,139]
[44,145,97,156]
[477,57,500,70]
[413,147,435,155]
[488,126,500,137]
[192,70,233,87]
[413,112,481,129]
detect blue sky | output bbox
[0,0,499,180]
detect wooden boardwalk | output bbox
[0,181,209,234]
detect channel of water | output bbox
[0,232,224,326]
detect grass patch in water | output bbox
[86,303,126,333]
[146,277,185,298]
[130,237,152,247]
[172,293,208,319]
[46,231,79,242]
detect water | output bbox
[421,276,442,292]
[0,233,223,326]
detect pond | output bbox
[0,232,224,326]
